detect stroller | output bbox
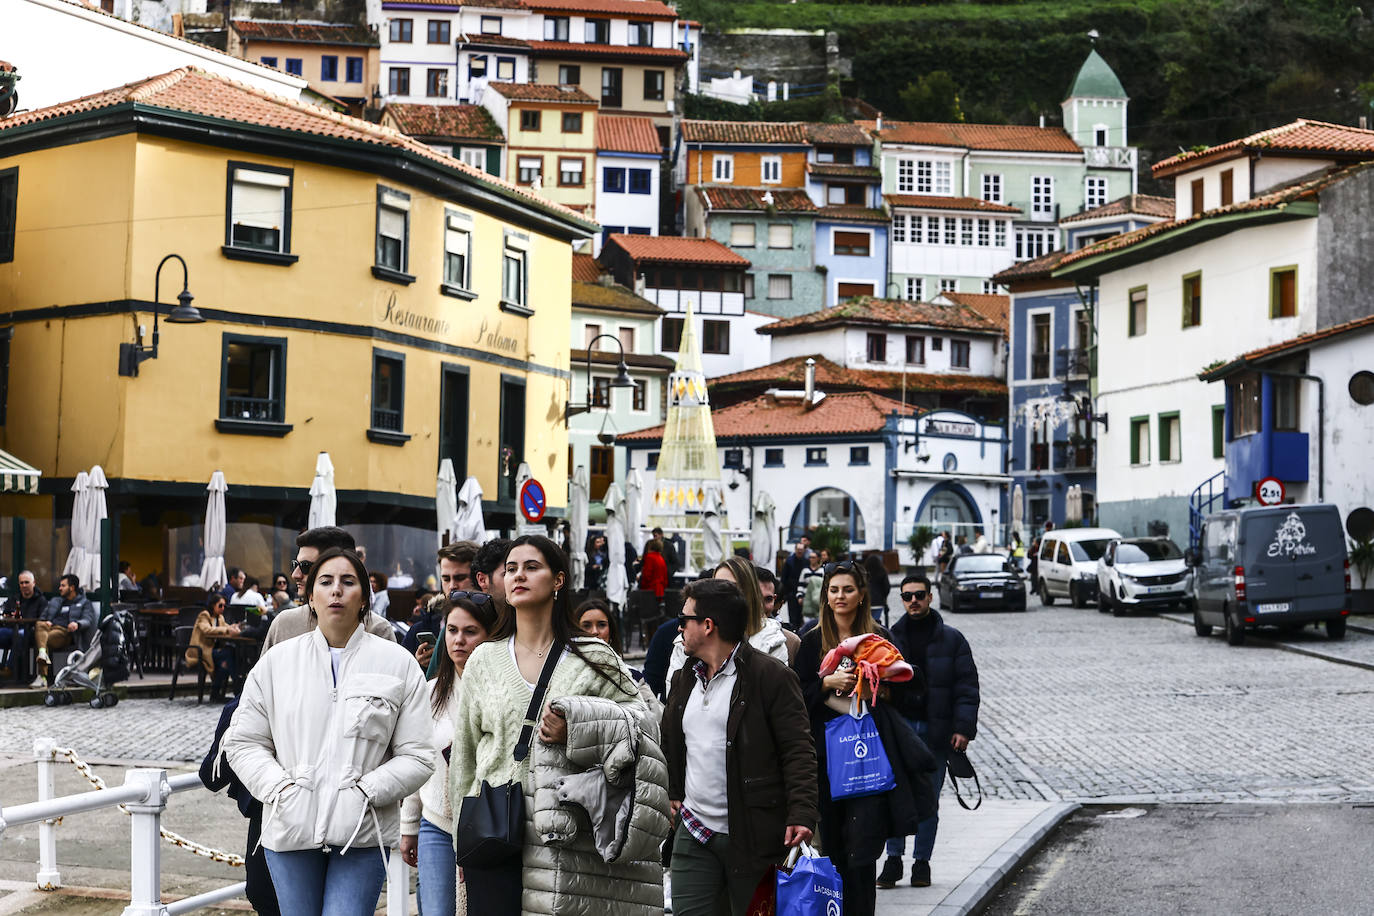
[45,609,140,709]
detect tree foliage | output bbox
[897,71,965,122]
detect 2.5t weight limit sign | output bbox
[1256,477,1285,506]
[519,479,547,522]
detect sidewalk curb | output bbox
[928,802,1079,916]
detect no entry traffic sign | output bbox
[1256,477,1285,506]
[520,478,547,522]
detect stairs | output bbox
[1188,470,1226,549]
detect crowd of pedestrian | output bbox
[188,521,980,916]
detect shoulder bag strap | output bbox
[948,765,984,811]
[514,640,565,763]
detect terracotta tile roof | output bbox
[458,34,532,49]
[486,81,596,104]
[807,162,880,180]
[885,194,1021,214]
[1152,119,1374,178]
[940,292,1008,332]
[696,187,817,213]
[990,248,1072,283]
[1054,163,1367,273]
[231,19,377,46]
[605,233,751,267]
[0,68,594,229]
[572,347,675,370]
[595,114,661,154]
[621,390,922,442]
[877,121,1081,154]
[384,103,504,142]
[525,0,678,19]
[1199,313,1374,380]
[760,296,1001,336]
[804,122,873,146]
[572,252,602,282]
[681,120,809,145]
[528,41,688,61]
[702,355,1009,402]
[1060,193,1173,223]
[815,205,888,223]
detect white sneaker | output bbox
[29,676,46,689]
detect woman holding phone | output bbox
[224,547,434,916]
[400,593,499,916]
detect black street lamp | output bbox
[119,253,205,377]
[565,333,635,420]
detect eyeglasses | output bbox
[290,559,313,575]
[901,590,929,602]
[677,614,705,628]
[449,590,493,606]
[823,561,856,576]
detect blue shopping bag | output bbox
[824,698,896,800]
[776,843,843,916]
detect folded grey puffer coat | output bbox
[524,694,672,916]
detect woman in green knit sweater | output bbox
[449,535,642,914]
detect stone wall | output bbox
[1317,166,1374,329]
[699,29,841,93]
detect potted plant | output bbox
[1350,537,1374,614]
[808,524,849,560]
[907,525,936,572]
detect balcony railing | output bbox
[1056,347,1092,379]
[1054,440,1096,471]
[371,407,402,432]
[222,396,283,423]
[1083,146,1139,171]
[1030,443,1049,471]
[1030,352,1050,379]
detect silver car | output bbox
[1096,537,1189,616]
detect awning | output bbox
[0,448,41,495]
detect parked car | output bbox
[1187,503,1349,646]
[1096,537,1189,616]
[938,552,1026,613]
[1036,527,1121,607]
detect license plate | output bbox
[1144,585,1177,594]
[981,591,1003,599]
[1256,602,1291,614]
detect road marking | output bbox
[1012,845,1072,916]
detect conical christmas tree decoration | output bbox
[649,300,726,555]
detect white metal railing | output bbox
[2,737,412,916]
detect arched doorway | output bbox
[788,487,867,543]
[915,482,981,529]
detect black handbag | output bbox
[946,749,983,811]
[454,642,563,867]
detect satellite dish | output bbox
[1347,507,1374,542]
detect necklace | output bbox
[516,637,554,658]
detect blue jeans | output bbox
[885,719,948,862]
[264,846,386,916]
[416,818,456,916]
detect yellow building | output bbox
[0,67,595,586]
[229,20,382,116]
[481,81,599,215]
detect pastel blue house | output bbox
[804,122,890,306]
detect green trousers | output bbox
[671,827,769,916]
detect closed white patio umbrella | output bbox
[603,482,628,607]
[62,471,90,583]
[198,471,229,592]
[568,465,589,590]
[625,469,645,552]
[83,465,109,595]
[436,459,461,552]
[455,477,486,543]
[700,489,724,570]
[750,490,776,564]
[308,452,336,529]
[1011,483,1025,539]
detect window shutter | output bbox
[231,170,287,230]
[768,223,792,248]
[730,223,755,246]
[379,206,406,240]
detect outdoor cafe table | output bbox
[136,607,180,672]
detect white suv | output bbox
[1095,537,1189,616]
[1036,527,1121,607]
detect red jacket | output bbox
[638,551,668,598]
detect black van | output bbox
[1186,503,1350,646]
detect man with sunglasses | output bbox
[661,578,817,916]
[877,573,980,890]
[262,527,396,651]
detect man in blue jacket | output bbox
[877,572,979,889]
[31,574,97,688]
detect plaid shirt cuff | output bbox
[678,804,715,845]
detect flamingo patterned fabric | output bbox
[818,634,914,704]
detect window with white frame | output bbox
[502,231,529,310]
[1094,124,1108,147]
[892,213,907,243]
[713,154,734,182]
[916,160,932,193]
[517,156,541,185]
[940,278,957,293]
[1032,175,1055,217]
[761,156,782,184]
[976,219,990,247]
[959,218,973,246]
[1015,226,1058,260]
[994,220,1007,247]
[375,186,410,274]
[917,160,952,195]
[768,223,793,249]
[896,158,914,192]
[459,147,486,172]
[982,280,998,294]
[1085,176,1108,210]
[905,277,923,301]
[768,274,791,299]
[925,216,940,245]
[942,218,956,245]
[981,173,1003,203]
[729,222,755,247]
[443,210,472,290]
[227,164,291,254]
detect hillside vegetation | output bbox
[679,0,1374,185]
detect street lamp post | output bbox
[118,254,205,377]
[565,333,635,422]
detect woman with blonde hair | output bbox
[665,555,790,682]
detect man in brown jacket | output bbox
[661,578,818,916]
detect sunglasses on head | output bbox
[824,561,856,576]
[449,589,493,606]
[901,589,929,602]
[290,558,313,575]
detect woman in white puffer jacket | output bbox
[224,548,434,916]
[665,556,793,682]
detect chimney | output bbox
[804,357,816,403]
[1039,113,1046,129]
[1362,116,1369,130]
